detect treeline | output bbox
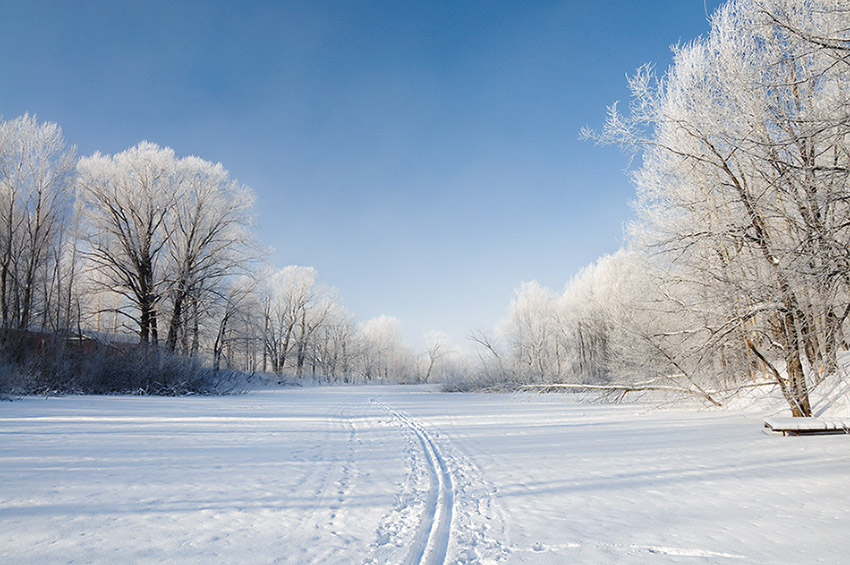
[455,0,850,416]
[6,0,847,413]
[0,122,459,394]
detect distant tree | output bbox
[418,330,450,383]
[468,329,514,387]
[359,315,412,382]
[211,274,258,372]
[255,265,338,376]
[311,304,358,382]
[497,281,564,383]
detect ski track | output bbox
[395,409,454,565]
[371,398,510,565]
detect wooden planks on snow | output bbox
[764,417,850,436]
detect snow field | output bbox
[414,393,849,563]
[2,386,849,564]
[0,391,408,563]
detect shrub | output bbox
[0,329,237,396]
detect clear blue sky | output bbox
[0,0,724,348]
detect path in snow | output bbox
[382,403,454,565]
[368,397,508,564]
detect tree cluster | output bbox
[461,0,850,415]
[0,118,455,394]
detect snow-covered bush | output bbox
[0,330,236,396]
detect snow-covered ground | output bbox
[1,386,848,563]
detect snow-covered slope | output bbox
[1,387,848,563]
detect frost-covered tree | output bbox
[311,304,358,382]
[164,156,256,354]
[757,0,850,59]
[76,142,178,343]
[0,115,75,330]
[591,0,850,415]
[561,260,617,383]
[359,315,413,382]
[77,142,257,348]
[497,281,565,383]
[417,330,450,383]
[210,274,259,372]
[256,265,338,376]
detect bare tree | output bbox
[418,331,450,383]
[498,281,561,383]
[311,304,357,382]
[254,266,337,376]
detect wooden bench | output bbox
[764,417,850,436]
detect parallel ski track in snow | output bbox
[380,402,455,565]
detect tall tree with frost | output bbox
[76,142,178,344]
[164,156,255,354]
[0,114,75,330]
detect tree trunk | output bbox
[166,291,185,352]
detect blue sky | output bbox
[0,0,724,348]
